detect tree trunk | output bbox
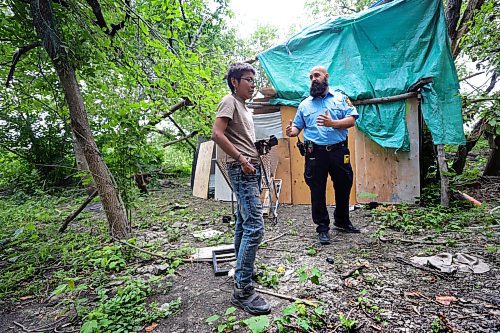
[445,0,485,58]
[451,118,485,174]
[72,132,96,194]
[483,134,500,176]
[29,0,130,238]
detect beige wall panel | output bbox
[193,141,215,199]
[354,98,420,203]
[274,138,292,204]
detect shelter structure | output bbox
[210,0,465,206]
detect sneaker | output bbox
[231,284,271,315]
[318,231,331,245]
[333,221,361,233]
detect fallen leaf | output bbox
[20,295,34,300]
[436,295,458,305]
[405,291,421,297]
[145,323,158,332]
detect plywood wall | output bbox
[354,98,420,203]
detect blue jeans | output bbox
[228,163,264,288]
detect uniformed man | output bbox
[286,65,360,245]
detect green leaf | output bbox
[225,306,236,315]
[81,320,98,333]
[282,304,297,315]
[51,283,67,296]
[206,315,220,323]
[242,315,270,333]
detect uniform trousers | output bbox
[304,144,353,233]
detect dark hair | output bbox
[226,63,256,93]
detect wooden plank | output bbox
[274,137,292,204]
[261,189,271,216]
[355,98,420,203]
[193,141,215,199]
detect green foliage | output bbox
[256,264,284,290]
[356,289,382,321]
[431,316,451,333]
[296,266,321,285]
[0,153,43,193]
[338,312,358,332]
[242,315,270,333]
[81,279,181,333]
[89,245,127,272]
[163,145,193,176]
[207,308,270,333]
[306,245,318,256]
[1,0,240,206]
[275,302,324,332]
[0,194,106,300]
[460,0,499,74]
[371,198,497,235]
[304,0,372,18]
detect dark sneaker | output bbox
[334,222,361,233]
[231,284,271,315]
[318,231,331,245]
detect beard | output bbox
[310,79,329,97]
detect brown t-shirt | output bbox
[215,94,260,164]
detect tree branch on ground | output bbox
[6,41,42,87]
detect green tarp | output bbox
[257,0,465,151]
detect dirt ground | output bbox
[1,177,499,333]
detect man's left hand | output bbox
[317,110,335,128]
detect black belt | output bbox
[312,141,347,151]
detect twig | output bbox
[379,236,448,245]
[259,247,291,252]
[13,322,29,332]
[342,263,368,279]
[395,257,456,280]
[59,190,98,232]
[112,237,169,259]
[260,232,287,247]
[256,288,319,307]
[181,257,235,263]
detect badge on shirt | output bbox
[344,154,350,164]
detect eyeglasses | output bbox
[239,77,256,84]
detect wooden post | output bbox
[436,144,450,207]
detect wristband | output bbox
[235,152,242,162]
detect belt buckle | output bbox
[326,144,333,151]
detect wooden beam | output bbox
[351,92,418,105]
[436,144,450,207]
